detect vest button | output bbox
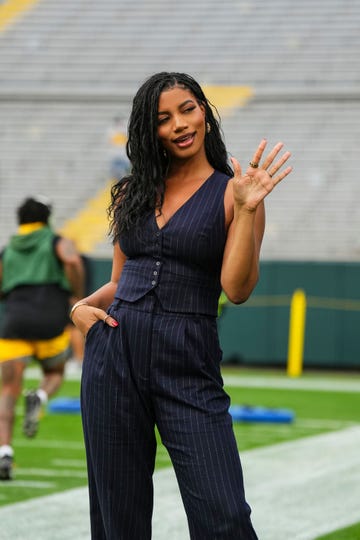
[151,280,156,285]
[156,261,161,266]
[153,271,158,276]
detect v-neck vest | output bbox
[116,170,230,316]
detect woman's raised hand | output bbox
[230,139,292,212]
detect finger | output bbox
[271,165,293,186]
[261,142,284,170]
[230,156,242,179]
[103,313,119,327]
[269,151,292,178]
[248,138,267,170]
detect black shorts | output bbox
[1,284,70,340]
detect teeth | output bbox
[177,135,191,142]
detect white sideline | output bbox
[1,426,360,540]
[222,374,360,393]
[26,364,360,394]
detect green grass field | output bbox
[1,367,360,539]
[317,523,360,540]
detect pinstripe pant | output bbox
[81,293,258,539]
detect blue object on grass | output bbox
[229,405,294,423]
[48,397,81,414]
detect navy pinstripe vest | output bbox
[115,170,230,316]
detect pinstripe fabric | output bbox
[81,171,258,539]
[116,170,229,316]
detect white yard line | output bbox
[18,468,87,478]
[223,374,360,393]
[243,425,360,540]
[12,438,85,450]
[1,426,360,540]
[0,480,56,489]
[51,459,86,467]
[25,365,360,393]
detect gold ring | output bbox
[249,161,259,168]
[103,314,110,324]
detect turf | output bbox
[1,368,360,540]
[2,379,86,505]
[228,385,359,451]
[315,522,360,540]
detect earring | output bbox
[206,122,211,134]
[163,149,167,158]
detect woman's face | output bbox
[157,86,206,161]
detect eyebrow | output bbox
[157,99,195,115]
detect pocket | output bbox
[84,319,102,341]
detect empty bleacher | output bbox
[1,0,359,259]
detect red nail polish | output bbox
[112,321,119,327]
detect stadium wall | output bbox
[218,261,360,369]
[1,259,359,369]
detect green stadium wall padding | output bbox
[1,259,359,369]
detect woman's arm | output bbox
[221,139,292,304]
[221,200,265,304]
[71,242,127,334]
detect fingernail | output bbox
[112,321,119,327]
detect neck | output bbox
[167,154,213,184]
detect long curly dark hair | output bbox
[108,72,233,242]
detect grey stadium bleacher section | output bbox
[1,0,360,259]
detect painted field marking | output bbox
[13,438,85,450]
[0,486,91,540]
[223,374,360,392]
[18,468,87,478]
[245,425,360,540]
[0,480,56,489]
[1,426,359,540]
[51,459,86,468]
[25,365,360,392]
[296,418,357,429]
[154,426,360,540]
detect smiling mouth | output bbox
[173,133,195,147]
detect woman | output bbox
[71,72,292,539]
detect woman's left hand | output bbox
[230,139,292,212]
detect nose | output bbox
[173,114,187,132]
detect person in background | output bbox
[67,322,85,368]
[72,72,292,539]
[0,196,85,480]
[107,115,130,181]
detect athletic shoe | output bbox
[0,455,13,480]
[23,390,42,438]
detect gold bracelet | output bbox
[70,300,89,321]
